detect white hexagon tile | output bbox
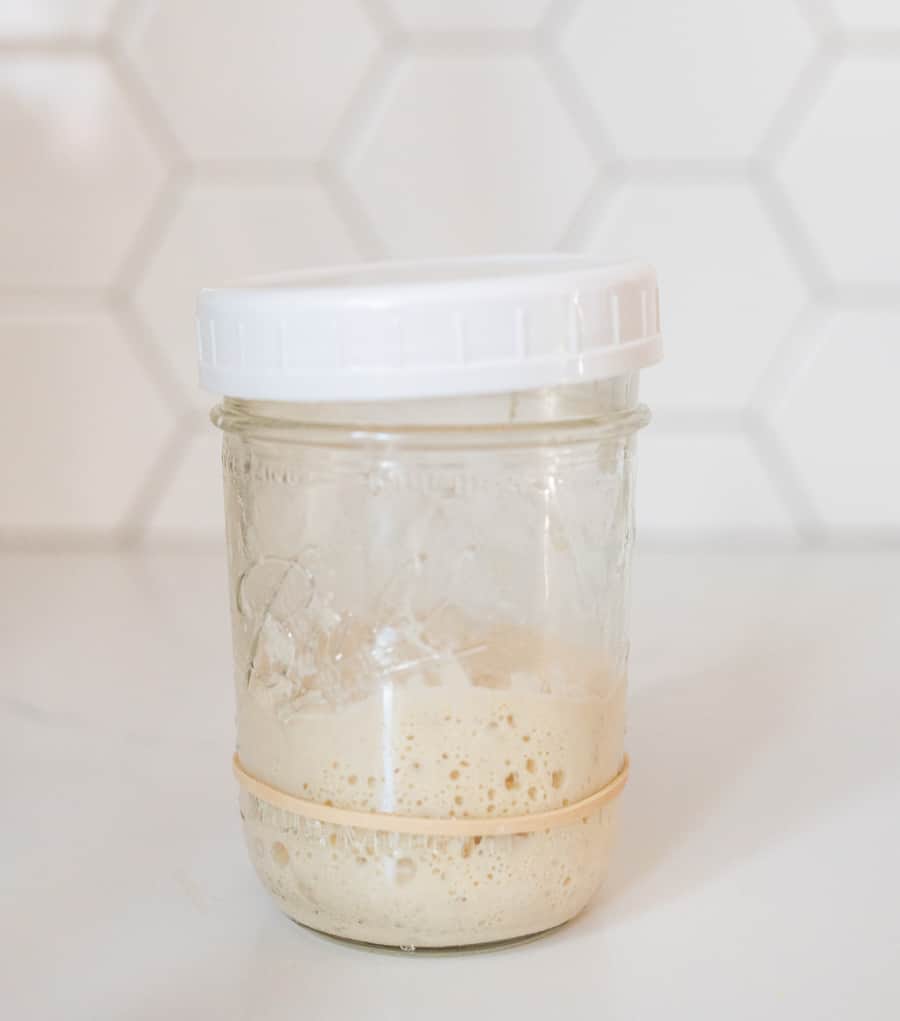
[340,53,595,255]
[762,307,900,531]
[777,57,900,287]
[636,431,795,539]
[586,181,808,413]
[144,428,225,543]
[0,1,116,39]
[560,0,814,160]
[0,55,166,287]
[831,0,900,31]
[119,0,379,161]
[0,309,172,533]
[1,0,899,548]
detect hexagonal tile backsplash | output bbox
[1,0,897,548]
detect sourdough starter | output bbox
[237,625,626,947]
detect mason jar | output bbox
[199,256,662,950]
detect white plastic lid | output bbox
[197,255,661,402]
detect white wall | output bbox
[1,0,897,548]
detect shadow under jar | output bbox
[199,256,662,950]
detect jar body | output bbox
[216,379,647,949]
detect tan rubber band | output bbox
[233,753,629,837]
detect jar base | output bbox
[286,914,573,956]
[243,796,617,953]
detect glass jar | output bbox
[200,256,662,950]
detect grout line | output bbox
[0,289,108,310]
[179,160,320,183]
[649,409,746,433]
[361,0,406,42]
[744,410,827,545]
[842,30,900,53]
[620,159,751,181]
[749,302,829,417]
[109,299,191,418]
[323,47,403,170]
[833,282,900,305]
[321,46,404,258]
[0,532,125,554]
[556,168,622,250]
[813,534,900,551]
[106,0,141,41]
[791,0,842,40]
[112,166,187,297]
[315,165,386,260]
[537,0,583,43]
[105,167,195,416]
[749,165,834,300]
[134,535,226,553]
[537,0,618,168]
[635,532,900,553]
[756,45,839,162]
[5,533,899,555]
[540,48,617,163]
[742,300,832,546]
[635,532,811,553]
[114,415,193,546]
[393,31,540,54]
[362,0,550,48]
[102,25,185,165]
[0,38,101,53]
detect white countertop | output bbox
[2,551,899,1019]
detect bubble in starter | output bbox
[394,858,417,884]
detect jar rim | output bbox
[211,397,651,450]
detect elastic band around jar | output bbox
[233,754,629,837]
